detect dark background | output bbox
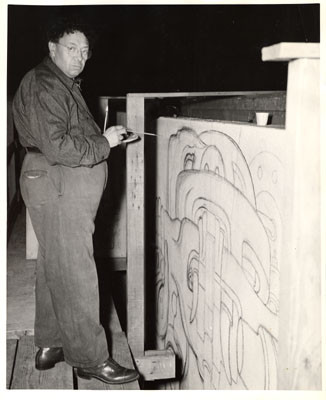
[8,4,320,101]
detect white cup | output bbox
[256,112,269,126]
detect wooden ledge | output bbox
[262,42,320,62]
[135,349,176,381]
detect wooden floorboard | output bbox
[7,339,18,389]
[7,330,140,390]
[11,336,74,389]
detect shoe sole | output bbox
[35,357,65,370]
[76,369,139,385]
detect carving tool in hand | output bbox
[126,129,157,137]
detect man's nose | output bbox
[75,50,83,61]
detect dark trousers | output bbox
[20,153,109,368]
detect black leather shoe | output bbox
[76,357,139,384]
[35,347,65,370]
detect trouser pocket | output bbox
[20,166,63,207]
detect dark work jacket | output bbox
[12,56,110,167]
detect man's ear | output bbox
[48,41,56,56]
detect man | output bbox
[12,16,139,385]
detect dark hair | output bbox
[45,14,97,50]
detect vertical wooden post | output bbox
[98,96,108,128]
[280,57,321,390]
[263,43,321,390]
[126,95,145,356]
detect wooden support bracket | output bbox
[134,349,176,381]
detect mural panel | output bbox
[155,118,285,389]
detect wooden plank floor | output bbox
[7,208,140,390]
[7,208,35,338]
[7,331,139,390]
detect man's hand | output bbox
[103,125,127,148]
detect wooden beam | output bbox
[135,350,176,381]
[277,57,321,389]
[127,91,282,98]
[262,42,320,62]
[126,95,145,357]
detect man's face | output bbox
[49,31,89,78]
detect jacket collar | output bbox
[42,56,93,118]
[43,56,81,90]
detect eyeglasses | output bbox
[56,42,92,60]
